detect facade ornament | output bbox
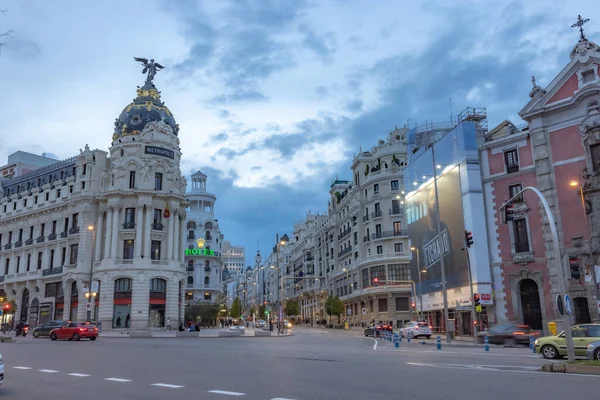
[580,101,600,139]
[529,75,546,98]
[133,57,165,85]
[571,15,590,42]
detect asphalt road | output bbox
[0,327,596,400]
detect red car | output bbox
[50,322,98,341]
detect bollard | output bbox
[394,333,399,348]
[407,331,411,343]
[389,332,393,342]
[436,335,441,350]
[484,335,489,352]
[399,333,402,342]
[530,336,535,353]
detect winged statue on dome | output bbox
[133,57,165,84]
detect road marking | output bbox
[376,347,538,358]
[105,378,132,382]
[152,383,184,388]
[208,390,246,396]
[271,398,297,400]
[12,366,32,370]
[39,369,59,373]
[68,373,91,377]
[405,362,600,377]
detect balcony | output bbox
[42,267,63,276]
[69,226,80,234]
[48,233,57,240]
[371,230,408,240]
[0,276,4,283]
[205,235,212,240]
[186,266,194,272]
[357,252,411,264]
[3,243,11,250]
[122,222,135,230]
[36,236,45,243]
[152,222,164,231]
[362,215,369,223]
[59,231,68,238]
[337,246,353,258]
[25,238,33,245]
[337,229,351,240]
[187,234,196,240]
[371,210,382,219]
[363,236,370,243]
[389,208,403,216]
[15,241,22,248]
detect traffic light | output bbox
[3,304,9,310]
[474,293,482,313]
[373,277,378,287]
[464,230,474,248]
[503,204,515,225]
[411,302,416,311]
[569,256,581,280]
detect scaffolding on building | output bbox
[457,107,488,135]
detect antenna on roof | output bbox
[449,98,453,125]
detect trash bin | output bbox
[344,321,349,330]
[548,321,557,336]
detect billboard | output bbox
[406,166,469,295]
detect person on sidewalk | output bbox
[165,317,172,331]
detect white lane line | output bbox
[152,383,184,388]
[105,378,132,382]
[39,369,59,373]
[271,398,298,400]
[12,366,32,370]
[405,362,600,377]
[208,390,247,396]
[68,373,91,377]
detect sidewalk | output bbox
[98,327,292,339]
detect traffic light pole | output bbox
[462,233,478,347]
[501,186,575,362]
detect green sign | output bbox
[185,248,216,256]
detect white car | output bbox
[230,324,245,331]
[0,353,4,386]
[400,321,432,339]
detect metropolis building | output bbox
[0,61,188,331]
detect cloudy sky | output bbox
[0,0,598,265]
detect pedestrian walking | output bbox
[165,317,172,331]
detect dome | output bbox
[112,81,179,142]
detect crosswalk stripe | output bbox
[208,390,246,396]
[152,383,184,388]
[12,366,32,370]
[39,369,59,373]
[68,373,90,377]
[105,378,132,382]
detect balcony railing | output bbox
[205,235,212,240]
[122,222,135,230]
[363,236,370,243]
[15,241,22,248]
[36,236,45,243]
[4,243,11,250]
[362,215,369,223]
[48,233,57,240]
[69,226,80,234]
[59,231,68,238]
[337,246,353,258]
[25,238,33,245]
[389,208,403,216]
[42,267,63,276]
[152,222,164,231]
[371,230,408,240]
[337,229,351,240]
[187,234,196,240]
[371,210,382,219]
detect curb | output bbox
[97,333,293,339]
[541,363,600,375]
[0,336,14,343]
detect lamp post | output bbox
[86,224,97,322]
[275,234,286,334]
[342,268,351,321]
[411,247,425,319]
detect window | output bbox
[506,183,522,203]
[370,265,385,283]
[353,232,358,244]
[45,192,49,202]
[37,252,42,270]
[395,297,409,311]
[513,219,530,253]
[504,149,519,173]
[16,256,20,273]
[8,231,12,242]
[375,224,382,237]
[364,189,368,197]
[151,240,161,260]
[374,183,380,194]
[150,278,166,292]
[18,228,23,241]
[153,209,162,224]
[81,182,86,190]
[204,292,212,301]
[123,240,134,260]
[378,298,388,312]
[83,164,87,175]
[13,202,16,210]
[23,198,27,207]
[69,244,78,265]
[51,221,56,234]
[4,258,9,275]
[582,69,595,84]
[124,208,135,228]
[389,264,411,281]
[187,276,194,285]
[394,243,403,253]
[393,221,403,235]
[44,282,63,298]
[72,213,79,228]
[154,173,163,190]
[49,249,55,268]
[63,217,69,233]
[115,278,132,292]
[374,203,381,216]
[29,226,34,239]
[57,189,61,198]
[590,144,600,172]
[61,247,66,265]
[391,180,399,190]
[69,185,73,194]
[34,196,38,205]
[204,276,210,285]
[129,171,136,189]
[377,245,383,254]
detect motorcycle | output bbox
[15,324,30,337]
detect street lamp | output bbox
[275,234,286,334]
[342,268,351,320]
[411,247,425,318]
[86,224,97,322]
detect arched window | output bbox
[187,276,194,285]
[114,278,132,292]
[204,222,213,230]
[71,281,78,299]
[150,278,166,292]
[205,266,211,273]
[204,276,210,285]
[187,221,196,230]
[205,260,210,268]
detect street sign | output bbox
[85,303,92,311]
[479,293,493,305]
[556,294,564,315]
[564,294,573,316]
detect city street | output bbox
[0,327,596,400]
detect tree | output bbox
[249,306,256,316]
[284,299,299,317]
[258,304,266,318]
[230,297,242,319]
[324,296,344,324]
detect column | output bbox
[134,206,143,258]
[179,216,186,263]
[104,208,113,259]
[144,205,152,258]
[110,208,119,259]
[53,243,61,269]
[95,212,103,262]
[167,208,174,260]
[172,213,179,261]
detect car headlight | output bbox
[587,344,594,349]
[0,356,3,365]
[534,339,539,346]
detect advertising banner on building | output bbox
[406,166,469,295]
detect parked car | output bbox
[534,323,600,359]
[50,322,98,341]
[477,324,540,346]
[400,322,432,339]
[364,324,393,337]
[256,320,267,329]
[32,320,66,338]
[0,353,4,386]
[586,340,600,361]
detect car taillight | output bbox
[513,331,525,335]
[429,325,432,329]
[94,328,98,331]
[79,328,86,332]
[415,326,419,330]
